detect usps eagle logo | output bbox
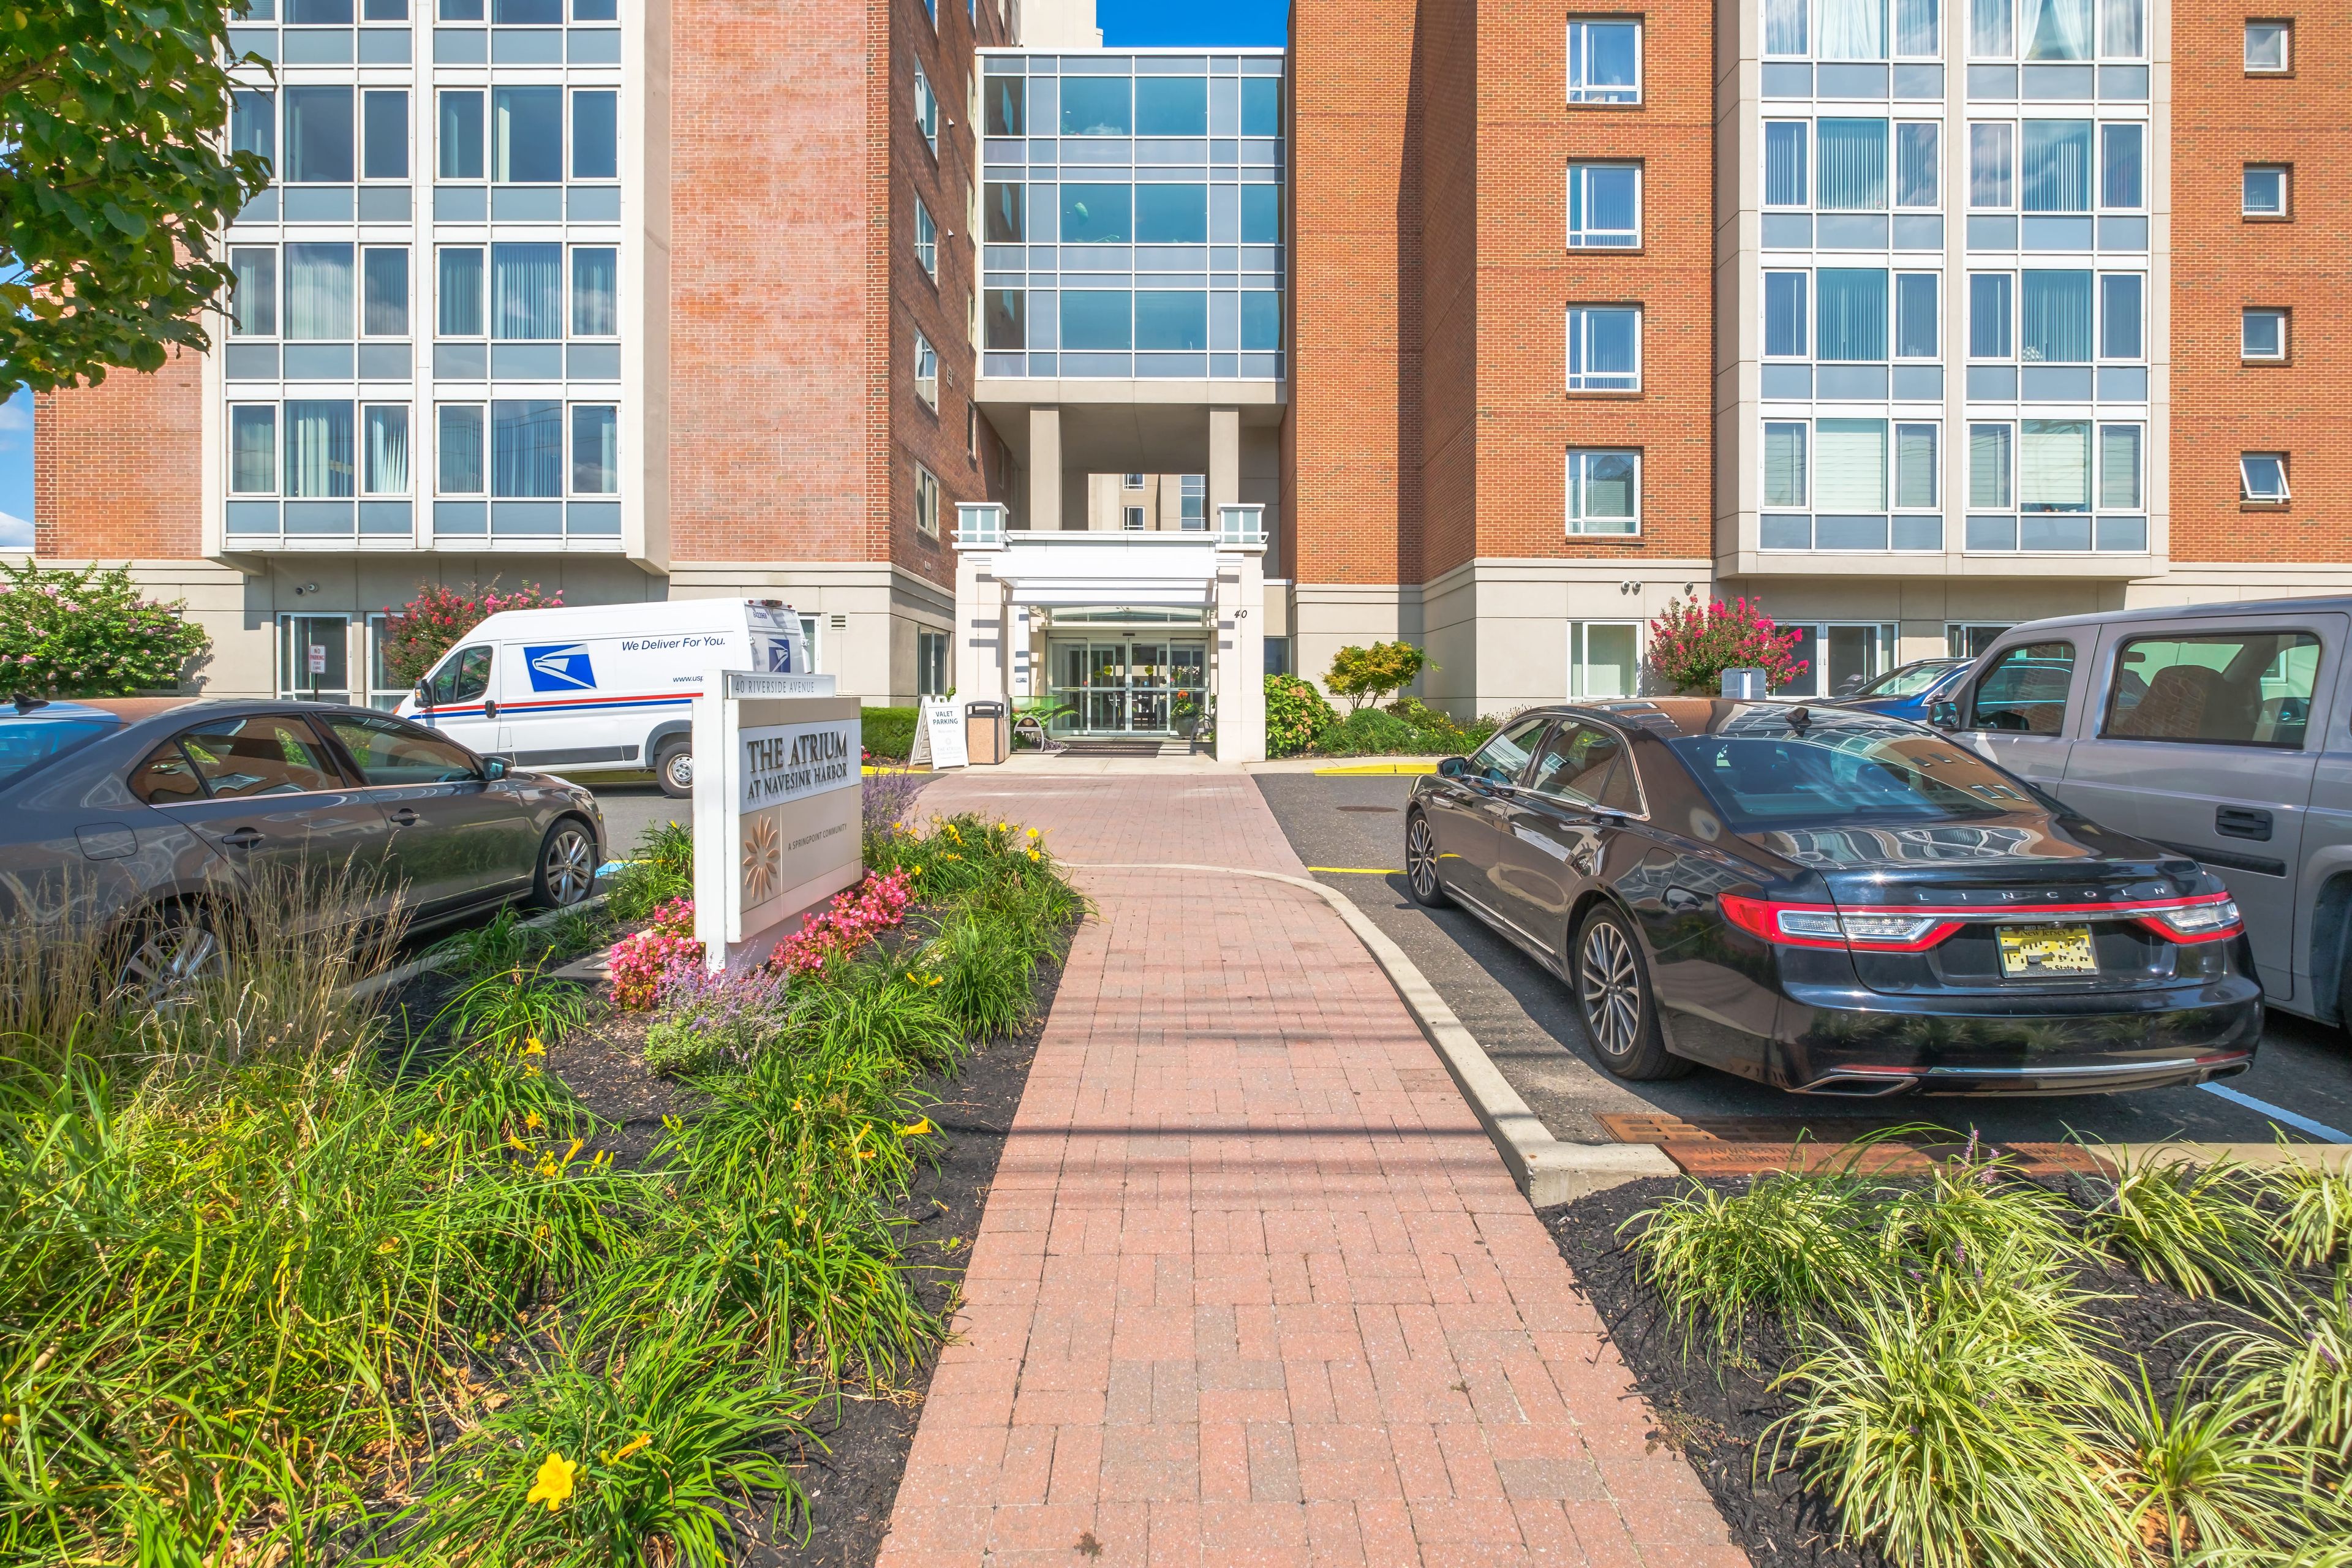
[523,644,597,692]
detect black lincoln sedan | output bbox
[1404,700,2263,1096]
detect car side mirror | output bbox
[482,756,509,781]
[1437,756,1469,778]
[1929,699,1961,731]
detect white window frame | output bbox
[914,330,938,410]
[435,402,487,496]
[913,461,941,536]
[1566,161,1642,248]
[2242,164,2290,218]
[358,244,410,339]
[914,198,938,278]
[1567,620,1644,699]
[1968,0,2146,61]
[359,402,413,497]
[567,401,619,496]
[1777,622,1897,699]
[228,402,280,496]
[277,612,355,704]
[1566,18,1642,106]
[1947,623,2015,658]
[2242,306,2288,362]
[798,615,824,674]
[917,627,949,696]
[2241,452,2290,504]
[1762,419,1809,508]
[2245,18,2291,74]
[1123,505,1146,531]
[1566,304,1642,393]
[1123,472,1144,488]
[914,61,939,153]
[1566,447,1642,536]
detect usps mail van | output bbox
[396,599,825,797]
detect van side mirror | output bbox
[1437,756,1469,777]
[414,681,434,710]
[1929,699,1961,731]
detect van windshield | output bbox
[1670,729,2039,830]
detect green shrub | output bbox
[435,962,594,1051]
[1314,706,1425,756]
[1627,1170,1897,1352]
[1325,639,1427,713]
[1264,673,1336,758]
[0,558,211,697]
[861,705,919,761]
[923,912,1036,1039]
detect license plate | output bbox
[1998,924,2097,977]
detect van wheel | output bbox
[655,741,692,799]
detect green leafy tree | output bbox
[2,0,274,392]
[1324,640,1428,714]
[379,579,564,687]
[1645,596,1808,694]
[0,558,211,695]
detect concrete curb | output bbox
[347,894,609,1003]
[1069,861,1678,1206]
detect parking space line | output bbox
[2200,1080,2352,1144]
[1308,865,1404,875]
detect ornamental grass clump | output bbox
[2093,1366,2315,1562]
[2081,1147,2273,1300]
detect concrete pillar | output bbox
[1208,407,1240,515]
[1214,541,1267,763]
[952,546,1008,703]
[1028,407,1061,532]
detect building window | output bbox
[1566,306,1641,393]
[490,85,562,183]
[918,629,949,696]
[1893,0,1937,56]
[571,247,617,336]
[1895,122,1939,208]
[361,89,408,181]
[571,404,618,494]
[1968,423,2013,510]
[361,247,407,337]
[2245,19,2291,73]
[232,89,274,169]
[2101,123,2143,208]
[1180,474,1206,529]
[914,61,940,153]
[1969,272,2014,359]
[1123,473,1144,488]
[284,400,355,498]
[1566,448,1640,535]
[2241,453,2290,504]
[1263,636,1291,677]
[1765,271,1807,357]
[1567,163,1640,247]
[2243,164,2290,218]
[361,404,410,495]
[2018,420,2092,514]
[1948,624,2013,658]
[230,247,276,336]
[2098,273,2141,360]
[492,400,562,497]
[438,89,483,179]
[1895,422,1937,510]
[1566,19,1641,105]
[1894,272,1937,358]
[1764,123,1807,206]
[915,198,938,278]
[913,462,942,536]
[1569,622,1642,699]
[2020,119,2093,213]
[1969,0,2144,59]
[438,405,484,494]
[2243,307,2288,361]
[2099,424,2141,510]
[491,243,562,339]
[230,405,277,493]
[1817,118,1888,210]
[1817,418,1887,511]
[1819,0,1891,58]
[572,89,617,180]
[1123,505,1146,531]
[438,246,484,337]
[282,86,353,183]
[1969,124,2013,209]
[285,243,355,339]
[1764,421,1807,507]
[2021,270,2092,363]
[1815,268,1887,361]
[914,330,938,410]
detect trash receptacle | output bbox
[965,700,1009,765]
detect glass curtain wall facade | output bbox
[978,50,1287,380]
[1750,0,2152,560]
[218,0,628,548]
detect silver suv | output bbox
[1950,598,2347,1023]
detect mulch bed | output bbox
[1538,1175,2266,1568]
[384,927,1071,1566]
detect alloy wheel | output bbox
[543,825,596,905]
[116,913,225,1009]
[1406,817,1441,900]
[1579,918,1643,1060]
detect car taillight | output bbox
[1719,894,1963,952]
[2138,895,2244,944]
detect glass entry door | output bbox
[1050,639,1208,734]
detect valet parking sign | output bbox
[691,669,864,973]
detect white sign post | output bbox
[907,696,968,771]
[692,669,866,972]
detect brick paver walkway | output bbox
[878,770,1744,1567]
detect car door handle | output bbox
[388,807,421,827]
[221,827,263,850]
[2216,806,2273,842]
[482,699,500,720]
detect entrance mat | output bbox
[1597,1111,2113,1178]
[1058,737,1181,757]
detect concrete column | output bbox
[1028,407,1061,532]
[1214,542,1267,763]
[952,547,1008,703]
[1208,407,1240,515]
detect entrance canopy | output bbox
[992,532,1222,608]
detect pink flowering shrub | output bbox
[769,871,913,979]
[0,559,211,696]
[607,896,702,1010]
[1646,597,1809,695]
[379,578,564,687]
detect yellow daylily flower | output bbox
[507,1135,530,1153]
[899,1118,932,1137]
[523,1112,544,1131]
[609,1433,652,1464]
[522,1038,547,1057]
[526,1452,576,1512]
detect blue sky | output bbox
[1099,0,1286,45]
[0,0,1287,550]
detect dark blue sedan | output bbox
[1824,657,1976,721]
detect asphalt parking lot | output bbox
[1252,769,2352,1149]
[593,781,690,859]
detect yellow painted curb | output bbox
[1308,866,1404,876]
[1313,762,1439,776]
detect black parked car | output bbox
[1403,700,2263,1096]
[0,697,604,991]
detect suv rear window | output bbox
[1670,728,2037,830]
[2103,630,2319,748]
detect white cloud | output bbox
[0,511,29,549]
[0,395,28,437]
